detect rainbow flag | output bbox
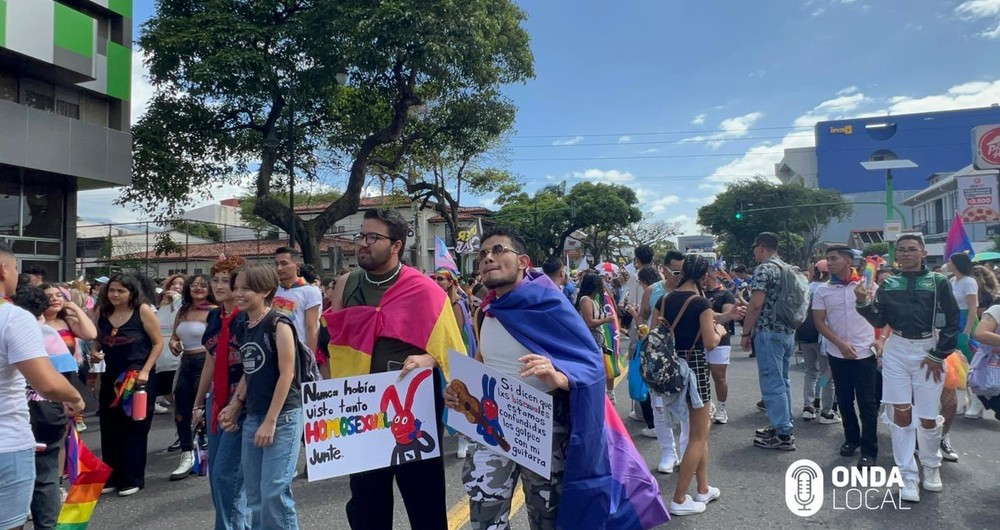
[600,291,623,378]
[485,270,670,529]
[862,256,884,288]
[56,424,112,529]
[321,266,466,378]
[945,213,975,260]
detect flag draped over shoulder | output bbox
[945,213,975,260]
[322,266,466,378]
[484,271,669,530]
[57,424,112,529]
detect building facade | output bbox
[0,0,132,280]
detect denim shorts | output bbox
[0,448,35,529]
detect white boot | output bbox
[965,393,984,418]
[889,421,918,483]
[170,451,194,481]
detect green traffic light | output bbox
[735,211,743,220]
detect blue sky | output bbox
[80,0,1000,237]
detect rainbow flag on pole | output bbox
[945,213,975,260]
[56,424,112,529]
[600,291,624,378]
[321,266,466,378]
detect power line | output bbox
[510,134,794,148]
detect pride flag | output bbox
[434,237,460,276]
[945,213,975,260]
[484,271,670,529]
[56,424,112,529]
[321,266,466,378]
[600,291,623,378]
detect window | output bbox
[21,78,54,112]
[82,95,109,127]
[21,181,64,239]
[55,88,81,119]
[0,172,19,236]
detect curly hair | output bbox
[211,255,247,276]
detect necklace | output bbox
[365,263,402,287]
[247,308,270,328]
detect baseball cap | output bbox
[96,276,110,284]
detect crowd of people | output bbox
[1,217,999,529]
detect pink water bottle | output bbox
[132,385,148,421]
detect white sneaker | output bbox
[118,487,140,497]
[457,436,469,459]
[154,402,169,414]
[640,427,657,438]
[607,391,617,403]
[101,486,115,495]
[694,485,721,504]
[922,466,942,492]
[657,456,679,474]
[900,478,920,503]
[669,495,706,516]
[712,408,729,424]
[629,410,642,422]
[170,451,194,481]
[965,397,984,419]
[60,487,68,503]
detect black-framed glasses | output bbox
[353,232,392,246]
[478,244,521,261]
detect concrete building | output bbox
[774,147,818,188]
[0,0,132,280]
[181,198,259,241]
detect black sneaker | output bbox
[756,400,766,412]
[812,398,820,410]
[857,455,877,468]
[754,432,796,451]
[166,438,182,453]
[749,351,756,358]
[754,426,776,439]
[840,442,859,457]
[802,405,817,421]
[940,437,959,462]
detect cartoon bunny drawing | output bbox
[478,374,506,448]
[380,369,437,466]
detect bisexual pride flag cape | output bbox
[322,266,466,378]
[484,271,669,529]
[57,424,112,529]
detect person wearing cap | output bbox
[799,260,839,424]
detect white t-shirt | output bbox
[273,283,322,346]
[951,276,978,311]
[0,302,48,453]
[481,317,555,393]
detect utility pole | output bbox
[287,82,296,248]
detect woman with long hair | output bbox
[167,274,216,480]
[41,283,96,438]
[93,274,163,496]
[576,272,617,401]
[219,264,303,529]
[432,267,479,458]
[193,256,249,529]
[652,255,723,516]
[156,274,186,419]
[971,264,998,319]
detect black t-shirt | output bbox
[341,268,426,373]
[203,308,247,397]
[238,310,301,416]
[709,288,737,347]
[661,291,712,351]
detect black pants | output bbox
[828,355,879,458]
[99,370,155,490]
[345,368,447,530]
[30,442,62,530]
[639,394,654,429]
[174,353,205,451]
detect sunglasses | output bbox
[433,276,451,282]
[478,244,522,261]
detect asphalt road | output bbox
[68,341,1000,530]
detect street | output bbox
[73,343,1000,530]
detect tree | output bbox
[126,1,534,271]
[494,181,642,263]
[609,220,682,262]
[237,189,343,234]
[697,177,852,266]
[863,242,889,257]
[169,220,222,242]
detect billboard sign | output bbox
[957,175,1000,223]
[973,125,1000,170]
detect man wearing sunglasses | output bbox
[854,234,959,503]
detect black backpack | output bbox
[640,294,702,395]
[795,293,819,343]
[261,312,322,384]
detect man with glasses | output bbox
[325,208,465,529]
[855,234,959,502]
[741,232,797,451]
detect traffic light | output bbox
[735,202,744,221]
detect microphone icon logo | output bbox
[785,459,824,516]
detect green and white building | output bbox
[0,0,132,280]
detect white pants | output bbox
[881,336,945,480]
[651,392,688,461]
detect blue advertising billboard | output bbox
[816,106,1000,193]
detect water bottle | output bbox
[132,384,148,421]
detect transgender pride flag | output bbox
[945,213,975,260]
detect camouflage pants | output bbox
[461,396,569,530]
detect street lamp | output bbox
[861,150,918,265]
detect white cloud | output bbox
[666,215,702,237]
[552,136,584,146]
[685,196,716,205]
[811,7,826,17]
[903,23,923,31]
[881,80,1000,115]
[691,114,707,125]
[647,195,681,215]
[569,168,635,183]
[836,86,859,96]
[680,111,764,149]
[130,47,154,125]
[617,135,632,144]
[639,148,662,154]
[956,0,1000,38]
[79,180,254,224]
